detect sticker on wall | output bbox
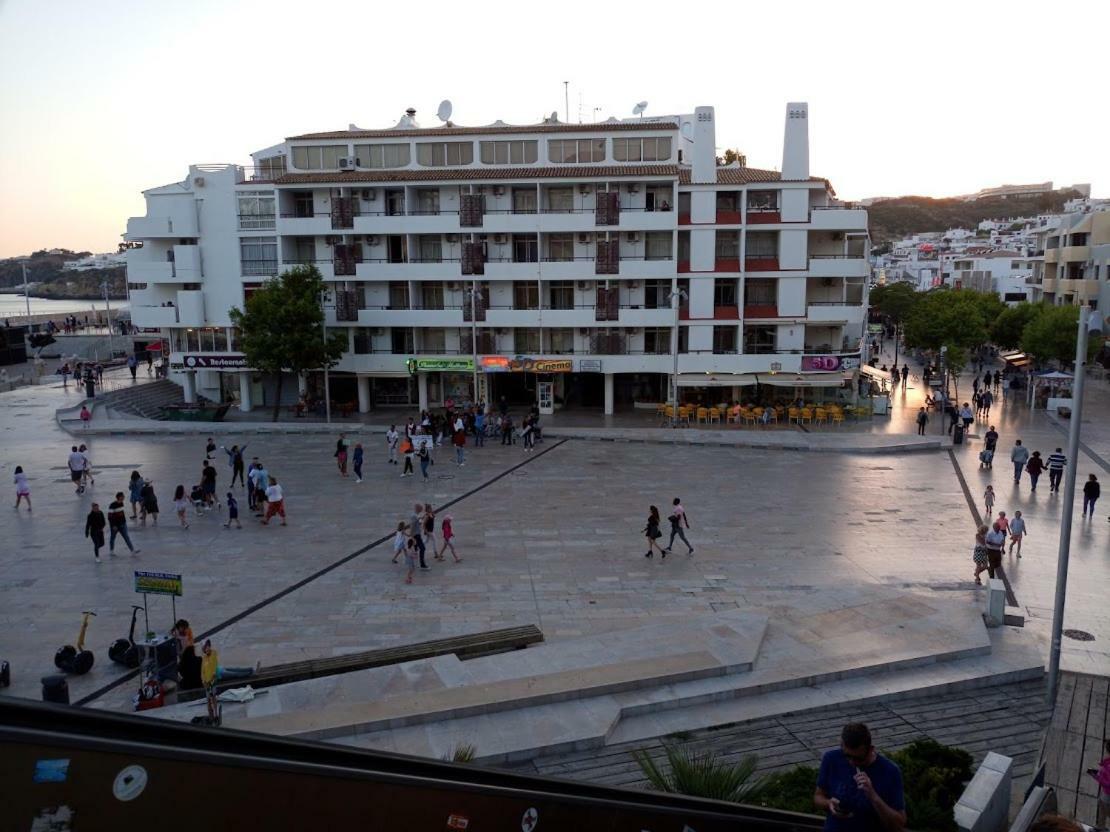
[521,807,539,832]
[30,805,75,831]
[112,765,148,802]
[32,758,70,783]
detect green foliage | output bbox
[750,766,820,813]
[715,148,745,166]
[1019,304,1081,365]
[445,743,476,763]
[869,282,919,325]
[902,288,992,376]
[889,740,973,832]
[633,744,764,803]
[228,265,347,421]
[991,302,1043,350]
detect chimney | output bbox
[691,106,716,184]
[781,102,809,180]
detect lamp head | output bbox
[1087,309,1104,336]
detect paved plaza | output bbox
[2,352,1110,724]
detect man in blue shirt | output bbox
[814,723,906,831]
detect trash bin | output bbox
[41,674,69,704]
[953,423,965,445]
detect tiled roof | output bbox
[679,167,781,185]
[288,121,679,141]
[274,165,679,186]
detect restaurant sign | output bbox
[578,359,602,373]
[407,358,475,373]
[478,356,572,373]
[181,354,248,369]
[801,355,861,372]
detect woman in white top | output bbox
[13,465,31,512]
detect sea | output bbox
[0,292,129,321]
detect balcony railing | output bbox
[746,210,781,224]
[241,259,279,276]
[745,255,779,271]
[237,214,277,230]
[743,304,779,318]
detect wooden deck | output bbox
[507,678,1052,812]
[1041,672,1110,823]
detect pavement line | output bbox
[73,437,571,707]
[1046,417,1110,476]
[947,448,1018,607]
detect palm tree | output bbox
[633,743,764,803]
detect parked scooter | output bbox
[55,611,96,675]
[108,605,145,668]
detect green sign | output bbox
[407,358,475,373]
[134,571,183,597]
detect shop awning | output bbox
[759,374,853,388]
[676,373,757,387]
[1000,350,1033,367]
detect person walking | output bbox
[1083,474,1100,519]
[814,723,906,828]
[1008,511,1027,558]
[201,460,218,509]
[1025,451,1045,492]
[140,479,158,526]
[474,409,486,447]
[984,522,1005,579]
[972,525,989,585]
[127,470,144,519]
[391,521,407,564]
[418,442,432,483]
[78,444,95,490]
[644,505,666,559]
[79,404,91,428]
[983,485,995,518]
[262,477,286,525]
[452,427,466,465]
[664,498,694,555]
[107,492,140,555]
[501,414,514,446]
[386,425,400,465]
[400,435,415,477]
[172,485,190,529]
[900,364,909,389]
[995,510,1010,537]
[85,502,107,562]
[402,536,419,584]
[13,465,31,512]
[408,503,428,569]
[972,375,980,397]
[221,443,248,488]
[205,437,216,460]
[249,461,269,515]
[1047,447,1067,493]
[521,415,535,452]
[424,504,440,561]
[438,514,462,563]
[959,402,974,432]
[127,353,138,380]
[352,442,364,483]
[993,370,1002,391]
[335,433,349,477]
[915,407,928,436]
[1010,439,1029,484]
[223,492,241,528]
[980,388,993,419]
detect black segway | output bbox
[55,611,96,675]
[109,605,145,668]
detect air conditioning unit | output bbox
[577,281,592,291]
[493,186,505,196]
[193,176,205,188]
[360,189,373,200]
[364,235,379,245]
[577,233,592,245]
[447,281,461,290]
[579,185,592,194]
[626,232,640,242]
[338,157,355,170]
[493,234,507,244]
[627,184,639,194]
[445,234,459,243]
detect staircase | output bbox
[98,379,211,420]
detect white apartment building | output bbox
[124,102,869,414]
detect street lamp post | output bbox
[668,287,687,427]
[465,281,479,406]
[101,281,115,358]
[321,291,331,424]
[1046,306,1103,704]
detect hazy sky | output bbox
[1,0,1106,258]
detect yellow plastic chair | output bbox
[708,407,721,423]
[727,405,741,424]
[765,407,778,424]
[787,406,800,424]
[742,408,756,426]
[696,406,709,424]
[800,407,813,424]
[831,410,845,427]
[678,406,691,425]
[814,407,828,425]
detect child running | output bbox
[403,536,418,584]
[13,465,31,512]
[438,514,462,563]
[223,492,241,529]
[173,485,190,529]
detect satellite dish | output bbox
[437,99,453,124]
[633,101,648,117]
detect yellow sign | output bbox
[134,571,183,597]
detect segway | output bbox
[109,605,145,668]
[55,611,96,675]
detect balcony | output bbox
[1043,249,1059,264]
[746,210,781,225]
[809,207,868,230]
[276,212,333,236]
[356,307,463,327]
[126,214,197,239]
[540,257,598,279]
[1042,277,1058,293]
[745,256,780,272]
[623,258,676,279]
[743,304,779,319]
[130,305,180,327]
[175,290,206,327]
[354,211,458,235]
[806,302,866,323]
[714,258,741,272]
[808,255,868,278]
[618,208,676,231]
[1059,245,1091,262]
[617,306,674,327]
[354,259,461,279]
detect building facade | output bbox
[125,102,869,414]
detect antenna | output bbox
[633,101,648,118]
[436,99,453,126]
[563,81,569,124]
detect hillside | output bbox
[867,190,1081,246]
[0,249,126,299]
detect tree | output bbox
[869,282,919,327]
[990,302,1042,350]
[715,148,746,166]
[229,265,347,421]
[633,744,764,803]
[1019,304,1093,367]
[902,288,990,398]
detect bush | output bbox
[632,744,764,803]
[751,766,820,813]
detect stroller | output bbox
[979,448,994,469]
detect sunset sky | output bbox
[1,0,1106,258]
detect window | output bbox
[612,136,672,162]
[548,281,574,310]
[353,328,373,354]
[644,327,670,354]
[644,280,670,309]
[845,278,864,305]
[291,237,316,264]
[385,189,406,216]
[744,278,777,306]
[479,140,538,164]
[547,138,606,163]
[645,232,672,260]
[512,188,537,214]
[715,232,739,259]
[353,143,411,169]
[420,283,444,310]
[416,141,474,166]
[238,194,276,230]
[1011,261,1024,270]
[422,328,446,352]
[417,236,442,263]
[391,327,415,354]
[743,325,776,354]
[292,192,314,218]
[713,325,737,354]
[746,232,778,258]
[291,145,346,170]
[747,191,779,211]
[240,237,277,276]
[716,192,740,211]
[415,189,440,215]
[548,328,574,354]
[515,328,541,353]
[513,234,538,263]
[257,156,286,179]
[713,279,738,307]
[546,187,574,212]
[388,281,409,310]
[1071,233,1090,246]
[513,282,539,310]
[548,233,574,261]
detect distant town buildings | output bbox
[62,252,127,271]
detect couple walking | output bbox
[644,498,695,559]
